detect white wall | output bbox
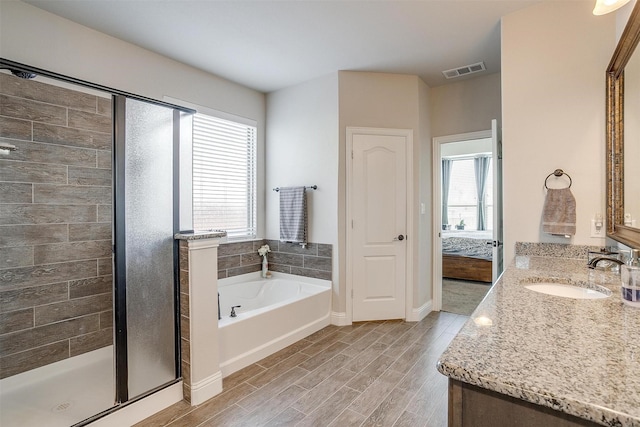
[501,1,616,264]
[417,79,433,308]
[0,0,267,233]
[617,0,637,39]
[265,73,339,281]
[267,71,431,316]
[441,138,492,157]
[338,71,429,313]
[430,73,502,137]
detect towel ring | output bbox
[544,169,572,189]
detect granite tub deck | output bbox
[437,255,640,426]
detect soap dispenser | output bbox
[621,249,640,307]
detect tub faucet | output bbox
[230,305,241,318]
[588,257,625,269]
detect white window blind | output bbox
[192,113,257,239]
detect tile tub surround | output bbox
[0,73,113,379]
[217,240,332,281]
[437,254,640,426]
[176,232,226,406]
[178,240,191,403]
[176,231,226,402]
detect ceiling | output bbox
[25,0,553,93]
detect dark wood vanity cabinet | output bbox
[448,379,601,427]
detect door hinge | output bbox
[351,289,354,298]
[351,151,354,159]
[351,220,354,228]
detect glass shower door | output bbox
[113,96,180,402]
[0,60,191,427]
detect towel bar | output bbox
[544,169,572,189]
[273,185,317,192]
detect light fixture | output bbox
[593,0,632,15]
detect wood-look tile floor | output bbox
[135,311,467,427]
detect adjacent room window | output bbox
[446,157,493,230]
[192,113,257,239]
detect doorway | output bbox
[432,120,503,315]
[346,127,413,322]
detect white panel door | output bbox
[491,119,504,282]
[351,131,407,321]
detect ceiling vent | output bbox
[442,62,486,79]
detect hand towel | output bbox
[279,186,307,246]
[542,187,576,236]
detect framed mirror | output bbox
[606,1,640,249]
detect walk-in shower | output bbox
[0,60,192,426]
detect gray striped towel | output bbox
[279,186,307,246]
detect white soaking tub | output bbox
[217,272,331,376]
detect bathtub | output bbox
[217,272,331,376]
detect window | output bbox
[192,113,257,239]
[447,157,493,230]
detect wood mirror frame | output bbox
[607,1,640,249]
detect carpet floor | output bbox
[442,279,491,316]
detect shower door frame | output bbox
[112,96,185,405]
[0,58,194,425]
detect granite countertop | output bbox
[174,230,227,240]
[437,255,640,426]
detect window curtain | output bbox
[474,156,491,230]
[442,159,452,226]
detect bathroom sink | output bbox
[524,282,610,299]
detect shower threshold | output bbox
[0,346,115,427]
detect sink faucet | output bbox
[587,257,625,269]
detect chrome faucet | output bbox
[587,257,625,269]
[230,305,241,317]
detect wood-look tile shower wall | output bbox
[0,73,113,379]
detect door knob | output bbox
[393,234,405,241]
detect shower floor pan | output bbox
[1,346,115,427]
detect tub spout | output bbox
[230,305,241,318]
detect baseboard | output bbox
[406,300,433,322]
[190,372,223,406]
[331,311,350,326]
[88,381,182,427]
